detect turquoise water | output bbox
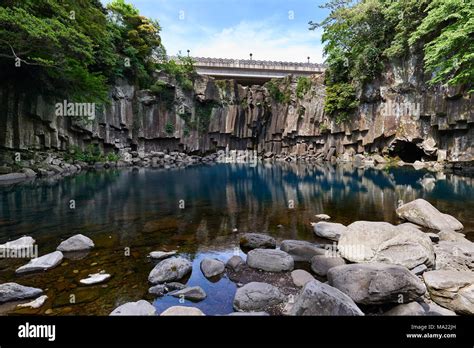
[0,163,472,315]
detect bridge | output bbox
[173,56,326,85]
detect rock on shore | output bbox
[110,300,156,316]
[233,282,285,312]
[246,249,294,272]
[279,240,326,262]
[240,233,276,250]
[148,257,192,284]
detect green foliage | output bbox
[158,55,196,91]
[165,122,174,134]
[265,79,291,104]
[64,144,119,164]
[296,77,312,99]
[409,0,474,89]
[0,0,163,102]
[324,83,358,124]
[195,102,215,132]
[150,80,175,109]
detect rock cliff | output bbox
[0,54,472,164]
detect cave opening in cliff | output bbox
[389,140,427,163]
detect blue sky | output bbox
[102,0,329,63]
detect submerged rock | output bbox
[423,270,474,315]
[279,240,326,262]
[246,249,294,272]
[170,286,207,302]
[160,306,205,316]
[396,199,463,231]
[148,257,192,284]
[233,282,285,312]
[327,263,426,305]
[79,272,111,285]
[226,255,244,271]
[337,221,434,269]
[17,295,48,309]
[110,300,156,316]
[240,233,276,250]
[57,234,94,252]
[148,250,177,260]
[200,258,225,278]
[290,269,314,287]
[289,280,364,316]
[310,255,346,277]
[311,222,347,241]
[0,283,43,303]
[15,251,64,274]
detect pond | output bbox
[0,162,473,315]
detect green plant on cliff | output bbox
[158,56,196,91]
[296,77,312,99]
[195,102,216,133]
[64,144,114,164]
[165,122,174,134]
[324,83,358,124]
[150,80,175,109]
[266,79,291,104]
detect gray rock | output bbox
[311,221,347,241]
[17,295,48,309]
[0,173,27,182]
[434,241,474,272]
[291,269,314,287]
[0,283,43,303]
[396,199,463,231]
[21,168,37,178]
[233,282,285,312]
[110,300,156,316]
[165,282,186,291]
[423,270,474,315]
[247,249,294,272]
[327,263,426,305]
[424,302,457,316]
[15,251,64,274]
[160,306,205,316]
[373,154,387,164]
[338,221,434,269]
[227,311,269,316]
[148,250,177,260]
[240,233,276,249]
[148,284,166,296]
[0,236,35,251]
[310,255,346,277]
[171,286,207,302]
[200,258,225,278]
[384,302,426,316]
[289,280,364,316]
[315,214,331,220]
[57,234,94,252]
[148,257,192,284]
[226,255,244,271]
[280,240,326,262]
[410,264,428,275]
[438,230,469,243]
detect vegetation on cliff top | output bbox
[312,0,473,122]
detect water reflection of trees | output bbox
[0,164,472,252]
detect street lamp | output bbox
[187,49,190,57]
[250,53,253,61]
[307,56,310,64]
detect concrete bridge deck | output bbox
[172,56,326,85]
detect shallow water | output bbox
[0,163,472,315]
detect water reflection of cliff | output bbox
[0,163,472,253]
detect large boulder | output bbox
[233,282,285,312]
[396,199,463,231]
[289,280,364,316]
[279,240,326,262]
[423,270,474,315]
[246,249,294,272]
[148,257,192,284]
[337,221,434,269]
[226,255,244,271]
[110,300,156,315]
[160,306,205,316]
[239,233,276,249]
[200,258,225,278]
[0,283,43,303]
[15,251,64,274]
[57,234,94,252]
[311,222,347,241]
[434,241,474,272]
[170,286,207,302]
[310,255,346,277]
[327,263,426,305]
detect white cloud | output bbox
[164,20,324,63]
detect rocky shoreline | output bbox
[0,197,472,316]
[1,147,472,186]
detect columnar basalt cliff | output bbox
[0,54,472,165]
